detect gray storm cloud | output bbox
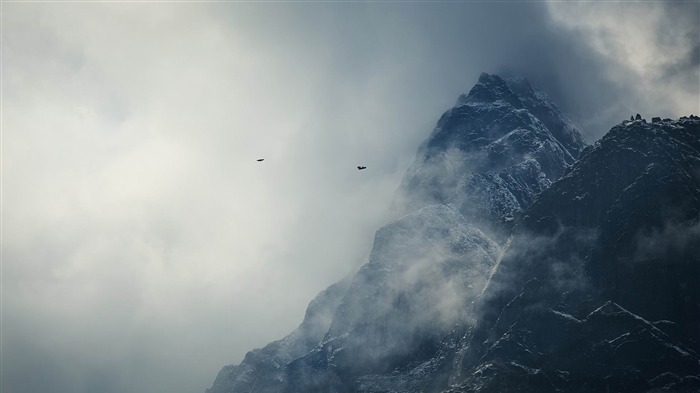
[2,2,698,393]
[546,1,700,134]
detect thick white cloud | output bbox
[2,2,697,393]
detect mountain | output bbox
[204,74,699,393]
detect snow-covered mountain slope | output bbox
[400,73,586,241]
[452,115,700,392]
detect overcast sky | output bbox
[2,2,698,393]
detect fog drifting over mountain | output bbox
[2,2,698,393]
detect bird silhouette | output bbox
[357,166,366,170]
[257,158,264,162]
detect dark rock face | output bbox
[453,116,700,392]
[448,300,700,393]
[203,76,699,393]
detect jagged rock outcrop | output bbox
[401,73,586,241]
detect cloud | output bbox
[634,220,700,263]
[2,2,697,393]
[546,1,700,135]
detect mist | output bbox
[2,2,698,393]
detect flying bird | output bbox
[357,166,367,170]
[257,158,264,162]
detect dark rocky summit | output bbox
[400,73,586,241]
[204,75,700,393]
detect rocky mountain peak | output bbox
[456,73,524,108]
[402,74,587,240]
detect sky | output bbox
[2,2,698,393]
